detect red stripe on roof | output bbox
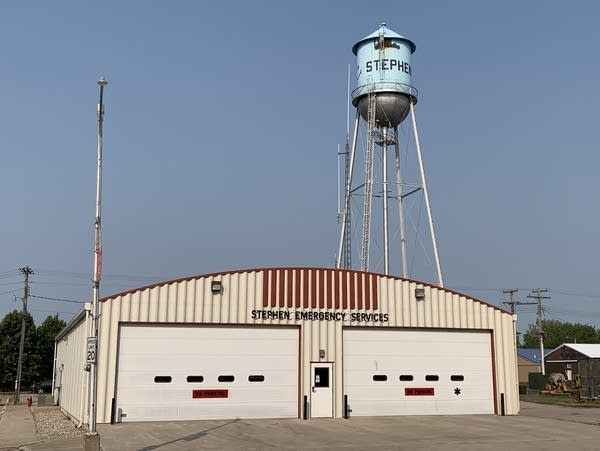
[310,269,317,308]
[263,270,270,307]
[349,272,356,309]
[341,271,347,309]
[303,270,309,308]
[101,267,509,316]
[327,270,333,309]
[295,269,301,308]
[278,269,285,308]
[318,270,325,309]
[371,274,378,309]
[271,269,277,308]
[357,273,363,310]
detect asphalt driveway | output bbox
[93,402,600,451]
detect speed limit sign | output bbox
[86,337,97,364]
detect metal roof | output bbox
[95,266,511,315]
[553,343,600,359]
[517,348,550,364]
[352,23,416,55]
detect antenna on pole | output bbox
[336,64,354,270]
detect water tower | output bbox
[336,23,443,285]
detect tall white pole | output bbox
[409,102,443,287]
[89,76,107,436]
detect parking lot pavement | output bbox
[520,400,600,426]
[4,401,600,451]
[95,403,600,451]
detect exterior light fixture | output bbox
[319,349,326,359]
[415,288,425,301]
[211,281,223,294]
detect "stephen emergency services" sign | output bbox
[251,309,388,323]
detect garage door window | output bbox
[451,375,464,381]
[154,376,172,383]
[373,375,388,381]
[248,375,265,382]
[218,375,235,382]
[399,375,413,381]
[425,375,439,381]
[187,376,204,383]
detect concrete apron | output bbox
[0,403,39,449]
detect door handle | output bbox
[312,387,316,393]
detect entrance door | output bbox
[310,363,333,417]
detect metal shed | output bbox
[545,343,600,397]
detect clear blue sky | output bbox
[1,1,599,336]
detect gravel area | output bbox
[31,407,85,440]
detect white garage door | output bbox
[116,325,299,422]
[343,329,494,416]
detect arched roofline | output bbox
[100,266,510,315]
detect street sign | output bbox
[86,337,97,364]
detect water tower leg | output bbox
[382,126,390,275]
[393,126,408,279]
[409,102,444,287]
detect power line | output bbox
[34,268,166,282]
[30,294,85,304]
[0,269,21,278]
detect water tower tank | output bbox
[352,23,417,127]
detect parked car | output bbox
[37,380,53,393]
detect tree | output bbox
[0,310,39,391]
[522,319,600,349]
[36,315,66,380]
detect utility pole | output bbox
[14,266,33,404]
[502,288,519,314]
[527,288,550,375]
[502,288,536,346]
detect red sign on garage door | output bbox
[405,387,435,396]
[193,389,229,399]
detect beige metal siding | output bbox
[54,307,89,423]
[91,269,518,423]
